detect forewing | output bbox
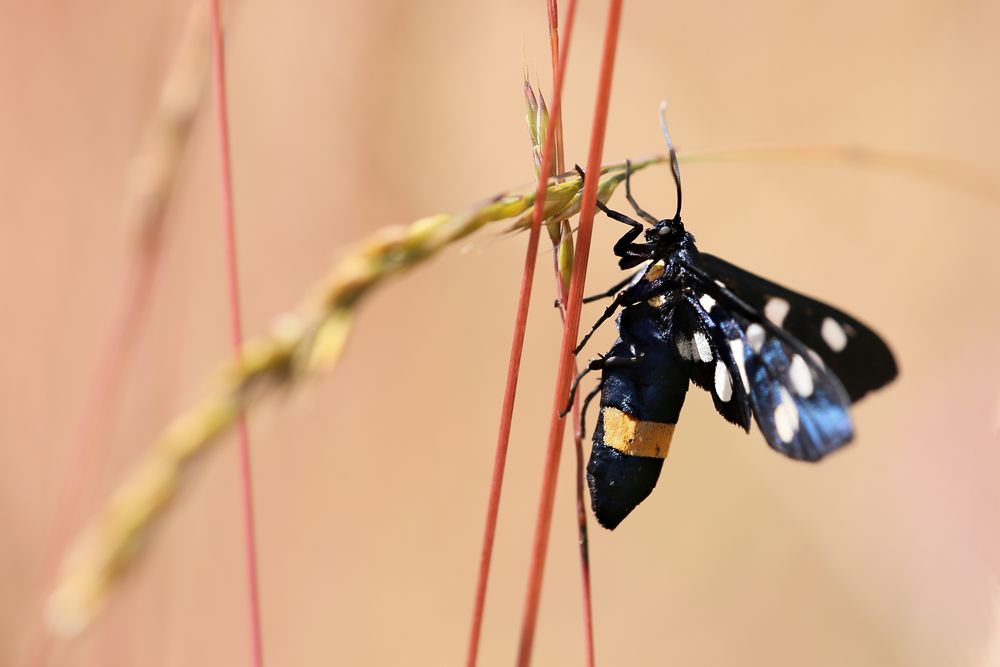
[700,253,897,402]
[669,293,752,431]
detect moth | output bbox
[568,135,897,530]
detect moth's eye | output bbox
[658,227,670,236]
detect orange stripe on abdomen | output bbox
[600,406,675,459]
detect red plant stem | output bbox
[544,1,595,663]
[208,3,264,666]
[516,1,623,664]
[553,281,596,667]
[462,2,580,665]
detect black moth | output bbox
[567,137,897,530]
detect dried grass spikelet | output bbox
[45,158,662,637]
[48,135,998,635]
[125,3,210,247]
[524,79,576,297]
[42,2,213,638]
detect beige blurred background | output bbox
[2,1,999,665]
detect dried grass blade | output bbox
[44,163,636,637]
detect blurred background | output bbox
[2,0,999,665]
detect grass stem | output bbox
[208,1,265,664]
[515,1,623,663]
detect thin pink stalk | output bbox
[28,7,210,661]
[516,1,624,664]
[543,0,595,662]
[208,2,264,666]
[463,2,580,665]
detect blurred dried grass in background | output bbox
[1,1,999,665]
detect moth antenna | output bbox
[658,100,683,220]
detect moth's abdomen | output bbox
[588,407,674,529]
[588,333,689,529]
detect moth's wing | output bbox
[714,309,855,462]
[699,253,897,402]
[669,293,752,431]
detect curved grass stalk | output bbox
[46,142,999,636]
[682,144,1000,205]
[44,162,644,637]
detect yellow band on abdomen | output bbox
[600,406,675,459]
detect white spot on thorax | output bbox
[789,354,814,396]
[699,294,717,312]
[644,260,666,283]
[773,387,800,443]
[821,317,848,352]
[746,324,766,353]
[714,361,733,402]
[764,297,790,327]
[648,295,666,307]
[693,331,713,362]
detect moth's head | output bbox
[645,217,685,245]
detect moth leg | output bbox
[574,293,628,355]
[575,272,676,355]
[574,164,646,253]
[574,164,653,269]
[623,160,659,225]
[562,357,605,416]
[596,201,646,256]
[578,381,604,440]
[601,350,644,368]
[583,269,642,304]
[561,347,643,416]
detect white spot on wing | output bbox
[773,387,800,443]
[746,324,766,353]
[821,317,848,352]
[714,361,733,402]
[693,331,713,362]
[764,297,790,327]
[699,294,717,312]
[789,354,814,397]
[729,339,749,389]
[677,337,693,361]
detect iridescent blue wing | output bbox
[691,283,856,461]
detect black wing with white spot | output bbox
[670,292,752,431]
[699,253,897,403]
[714,308,855,461]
